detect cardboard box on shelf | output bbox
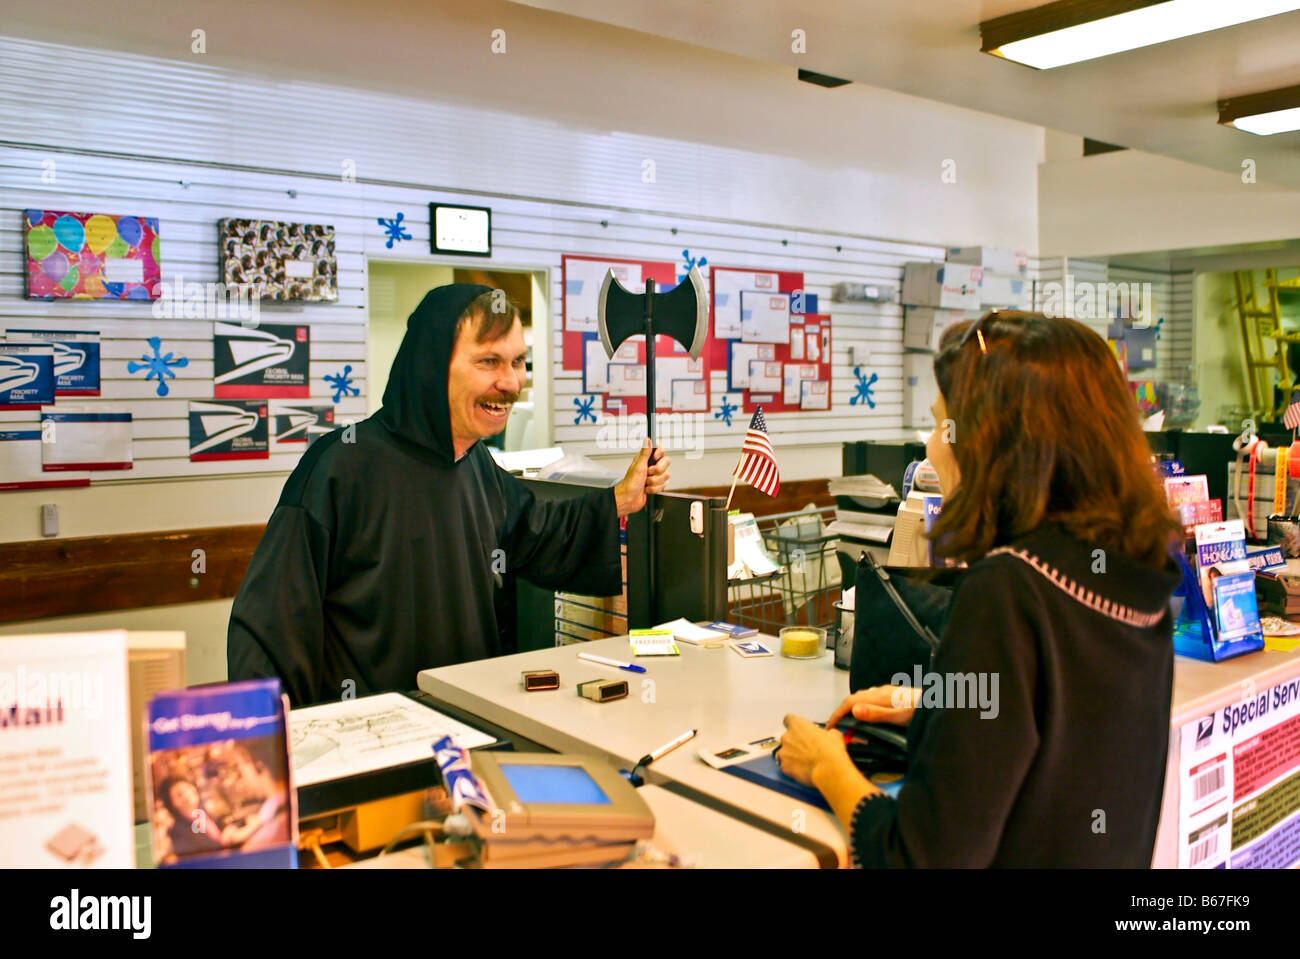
[904,307,976,352]
[903,352,938,429]
[946,246,1028,277]
[979,272,1032,310]
[902,262,982,310]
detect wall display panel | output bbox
[24,210,161,300]
[219,219,338,302]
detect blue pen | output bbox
[578,652,646,673]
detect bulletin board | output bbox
[560,256,834,421]
[561,254,712,418]
[706,266,832,414]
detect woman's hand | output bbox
[826,685,921,729]
[778,714,850,786]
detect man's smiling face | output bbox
[446,311,527,459]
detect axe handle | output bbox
[644,279,657,621]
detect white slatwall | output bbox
[1034,258,1195,385]
[0,147,373,481]
[0,34,1046,486]
[550,224,945,449]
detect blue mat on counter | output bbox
[720,752,904,809]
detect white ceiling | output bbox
[3,0,1297,193]
[510,0,1300,189]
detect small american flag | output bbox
[1286,390,1300,431]
[733,406,780,497]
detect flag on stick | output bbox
[732,406,780,498]
[1284,389,1300,431]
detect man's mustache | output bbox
[479,391,520,404]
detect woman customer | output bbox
[779,311,1181,867]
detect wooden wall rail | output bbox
[0,479,833,623]
[0,525,266,624]
[676,479,835,517]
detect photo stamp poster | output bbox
[146,679,296,868]
[218,219,338,302]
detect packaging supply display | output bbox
[903,307,974,352]
[5,329,100,396]
[40,408,132,471]
[270,400,335,445]
[944,246,1028,276]
[213,322,310,398]
[902,261,982,311]
[0,343,54,409]
[978,273,1031,310]
[0,429,89,491]
[188,400,269,461]
[219,219,338,301]
[1172,535,1264,663]
[24,209,160,300]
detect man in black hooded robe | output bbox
[227,284,668,706]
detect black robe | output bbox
[227,284,621,706]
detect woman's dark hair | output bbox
[157,776,189,820]
[929,310,1178,568]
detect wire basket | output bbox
[727,506,842,637]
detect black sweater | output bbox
[851,524,1181,867]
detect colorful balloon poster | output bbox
[24,209,161,300]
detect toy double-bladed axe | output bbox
[597,265,708,621]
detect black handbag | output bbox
[849,551,958,692]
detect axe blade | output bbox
[596,264,709,361]
[596,269,642,360]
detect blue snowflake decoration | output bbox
[714,396,738,427]
[678,249,707,284]
[377,212,412,249]
[1154,316,1165,341]
[325,365,360,403]
[850,368,878,408]
[127,336,188,397]
[573,395,598,425]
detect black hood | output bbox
[375,282,492,463]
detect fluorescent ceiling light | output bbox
[1219,85,1300,135]
[981,0,1300,70]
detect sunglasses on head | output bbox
[959,311,998,355]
